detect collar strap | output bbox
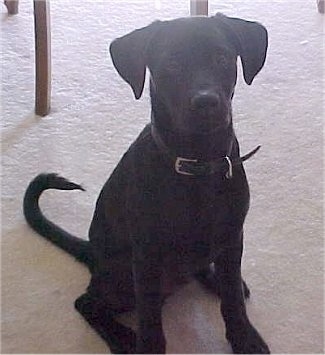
[151,125,260,178]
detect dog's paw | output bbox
[136,331,166,354]
[75,294,136,354]
[227,324,270,354]
[110,328,136,354]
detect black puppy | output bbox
[24,13,269,354]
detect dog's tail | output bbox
[23,173,93,268]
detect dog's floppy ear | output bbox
[215,13,268,85]
[109,21,161,99]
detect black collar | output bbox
[151,124,260,178]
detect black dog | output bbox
[24,13,269,354]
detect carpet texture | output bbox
[1,0,324,353]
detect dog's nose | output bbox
[190,91,220,111]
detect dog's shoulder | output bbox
[101,124,163,194]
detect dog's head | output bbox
[110,14,268,135]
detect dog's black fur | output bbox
[24,14,269,354]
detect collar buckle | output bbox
[175,157,198,176]
[224,156,233,179]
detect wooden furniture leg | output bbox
[317,0,325,13]
[190,0,208,16]
[33,0,51,116]
[4,0,19,15]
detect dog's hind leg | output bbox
[75,250,137,353]
[75,293,136,354]
[195,264,250,299]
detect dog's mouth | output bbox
[183,109,231,135]
[183,95,231,134]
[172,120,230,136]
[199,115,230,132]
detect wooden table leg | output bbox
[4,0,19,15]
[33,0,51,116]
[317,0,325,13]
[190,0,208,16]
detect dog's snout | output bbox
[190,91,220,111]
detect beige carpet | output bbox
[1,0,324,353]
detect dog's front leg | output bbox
[216,230,270,354]
[132,236,166,354]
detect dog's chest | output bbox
[160,177,229,232]
[159,180,228,262]
[156,176,248,279]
